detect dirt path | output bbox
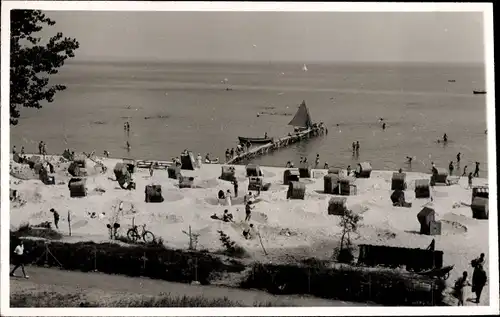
[10,265,372,307]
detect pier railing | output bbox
[227,127,325,165]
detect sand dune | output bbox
[9,155,489,305]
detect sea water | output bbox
[10,61,488,174]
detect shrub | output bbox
[217,230,247,258]
[10,291,292,307]
[241,262,446,306]
[12,222,62,240]
[9,232,245,285]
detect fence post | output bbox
[68,211,72,236]
[94,246,97,272]
[369,274,371,299]
[307,268,310,293]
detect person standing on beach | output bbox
[454,271,471,306]
[149,164,154,177]
[352,142,356,153]
[355,141,360,155]
[225,189,232,207]
[38,141,43,155]
[20,146,25,156]
[233,179,239,197]
[472,264,487,304]
[315,154,320,168]
[474,162,480,177]
[448,161,454,176]
[197,153,202,168]
[462,165,468,177]
[10,241,28,279]
[468,172,473,189]
[245,201,254,222]
[347,165,351,176]
[50,208,60,229]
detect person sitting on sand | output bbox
[222,209,234,223]
[205,153,211,164]
[243,224,254,239]
[218,189,225,201]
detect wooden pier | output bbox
[227,127,326,165]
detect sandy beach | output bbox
[9,153,489,305]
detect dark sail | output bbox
[288,100,312,128]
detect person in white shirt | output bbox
[197,153,202,168]
[10,241,28,278]
[225,189,232,207]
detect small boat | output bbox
[448,79,456,83]
[288,100,313,130]
[238,136,274,144]
[473,90,487,95]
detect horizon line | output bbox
[68,58,485,66]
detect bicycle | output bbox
[127,224,155,243]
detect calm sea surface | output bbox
[10,61,488,174]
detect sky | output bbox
[40,11,485,63]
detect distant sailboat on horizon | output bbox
[302,64,308,72]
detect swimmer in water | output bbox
[443,133,448,143]
[126,141,131,151]
[382,123,386,130]
[406,156,413,164]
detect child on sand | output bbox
[462,165,468,177]
[454,271,471,306]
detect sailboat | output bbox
[288,100,313,131]
[302,64,308,72]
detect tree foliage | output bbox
[335,209,362,263]
[10,10,79,125]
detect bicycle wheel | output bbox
[142,231,155,243]
[127,229,139,242]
